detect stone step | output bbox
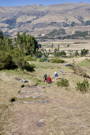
[19,91,44,95]
[14,86,48,104]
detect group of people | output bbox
[54,69,63,77]
[43,68,63,83]
[43,74,52,83]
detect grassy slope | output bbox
[0,58,90,135]
[77,58,90,73]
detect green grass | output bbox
[78,59,90,68]
[77,58,90,74]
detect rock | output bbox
[16,78,28,83]
[65,63,70,66]
[36,119,46,127]
[39,119,46,123]
[20,79,28,83]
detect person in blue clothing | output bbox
[54,71,58,77]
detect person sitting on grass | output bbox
[46,75,52,84]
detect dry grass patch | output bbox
[45,85,90,135]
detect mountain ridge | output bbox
[0,3,90,39]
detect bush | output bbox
[12,49,35,71]
[10,97,17,102]
[23,62,35,71]
[75,50,79,56]
[14,57,35,71]
[35,51,42,58]
[38,58,44,62]
[54,51,66,57]
[51,58,65,63]
[24,55,36,61]
[57,78,69,87]
[76,79,89,92]
[0,51,17,70]
[0,50,35,71]
[81,49,89,56]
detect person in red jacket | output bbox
[46,75,52,84]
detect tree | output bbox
[75,50,79,56]
[58,45,60,50]
[51,44,54,50]
[0,31,36,71]
[0,33,13,51]
[67,44,70,47]
[49,49,51,54]
[26,35,38,55]
[54,48,58,53]
[0,30,3,39]
[15,32,38,56]
[81,49,89,56]
[0,51,17,70]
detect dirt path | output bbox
[5,85,48,135]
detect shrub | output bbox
[12,49,35,71]
[23,62,35,71]
[57,78,69,87]
[54,51,66,57]
[0,50,35,71]
[75,50,79,56]
[76,79,89,92]
[51,58,65,63]
[38,58,44,62]
[35,51,42,58]
[81,49,89,56]
[10,97,17,102]
[24,55,36,61]
[15,58,35,71]
[0,51,17,70]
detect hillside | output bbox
[0,3,90,39]
[0,57,90,135]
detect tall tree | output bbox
[0,30,3,39]
[15,32,38,55]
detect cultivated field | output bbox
[39,39,90,54]
[0,56,90,135]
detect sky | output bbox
[0,0,90,7]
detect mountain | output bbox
[0,3,90,40]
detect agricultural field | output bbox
[0,56,90,135]
[39,39,90,54]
